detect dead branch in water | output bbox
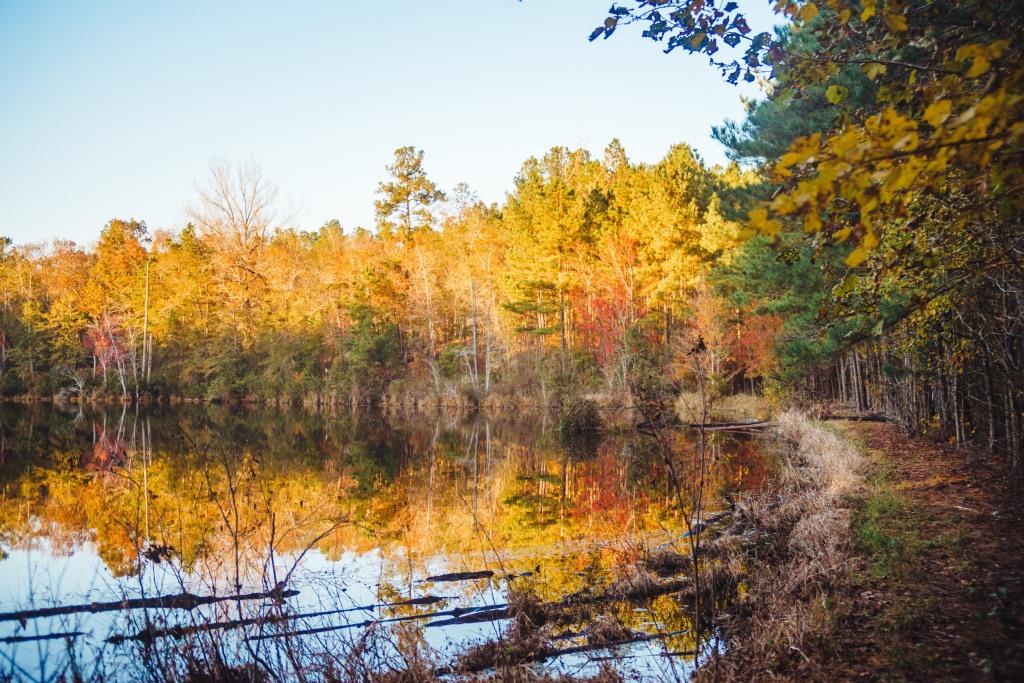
[0,585,299,624]
[1,631,86,644]
[243,603,508,643]
[695,420,777,432]
[682,507,735,538]
[637,419,775,431]
[107,594,452,645]
[421,570,494,583]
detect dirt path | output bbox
[829,422,1024,681]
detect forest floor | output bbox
[821,421,1024,681]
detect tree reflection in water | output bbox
[0,404,772,680]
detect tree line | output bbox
[0,144,771,413]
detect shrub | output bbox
[559,397,602,435]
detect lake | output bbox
[0,404,772,681]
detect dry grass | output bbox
[641,548,692,576]
[585,616,633,647]
[454,633,550,675]
[696,410,865,681]
[459,664,624,682]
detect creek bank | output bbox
[692,411,866,681]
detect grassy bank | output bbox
[694,411,865,680]
[699,414,1024,681]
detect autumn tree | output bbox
[502,147,609,362]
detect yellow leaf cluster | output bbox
[860,0,876,21]
[775,132,821,178]
[956,41,1009,79]
[749,59,1023,267]
[923,100,952,128]
[826,84,848,104]
[748,208,782,237]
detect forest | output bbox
[2,0,1023,475]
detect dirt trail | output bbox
[831,422,1024,681]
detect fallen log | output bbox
[108,594,452,645]
[243,603,508,643]
[422,570,494,583]
[696,421,777,432]
[682,507,735,539]
[819,413,891,422]
[591,649,697,661]
[638,419,777,432]
[2,631,86,644]
[245,577,691,642]
[0,585,299,624]
[425,606,510,627]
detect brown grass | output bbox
[459,664,624,682]
[696,410,865,681]
[585,616,633,647]
[640,547,691,576]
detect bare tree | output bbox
[187,160,288,341]
[187,160,280,277]
[56,365,88,397]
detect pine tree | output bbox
[374,147,446,238]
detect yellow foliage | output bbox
[863,62,887,80]
[748,208,782,237]
[883,12,908,31]
[825,85,848,104]
[844,246,868,267]
[923,100,952,128]
[860,0,876,21]
[751,2,1024,269]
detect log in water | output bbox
[0,586,299,624]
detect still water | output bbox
[0,404,771,681]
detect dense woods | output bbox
[0,146,766,415]
[593,0,1024,475]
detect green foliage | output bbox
[258,332,324,403]
[339,304,403,397]
[621,326,676,410]
[437,344,465,379]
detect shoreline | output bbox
[697,415,1024,681]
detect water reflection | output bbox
[0,404,771,680]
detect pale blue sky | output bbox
[0,1,776,247]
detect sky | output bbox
[0,1,777,247]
